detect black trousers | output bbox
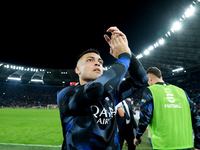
[118,124,136,150]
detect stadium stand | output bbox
[0,82,62,108]
[0,70,199,110]
[165,70,200,109]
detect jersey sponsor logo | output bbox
[166,93,175,103]
[164,88,182,108]
[165,88,176,103]
[91,98,116,125]
[164,104,182,108]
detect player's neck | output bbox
[79,79,94,85]
[155,78,164,84]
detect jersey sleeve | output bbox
[185,91,200,148]
[118,53,148,101]
[136,87,153,140]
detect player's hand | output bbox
[104,26,129,56]
[134,137,142,146]
[109,34,131,59]
[104,26,128,45]
[195,148,200,150]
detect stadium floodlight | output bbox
[148,46,154,51]
[172,22,181,31]
[31,79,43,82]
[172,67,184,72]
[167,31,171,36]
[158,38,164,45]
[135,1,197,60]
[154,42,159,48]
[7,77,21,81]
[4,64,10,68]
[185,6,195,17]
[156,42,159,47]
[136,54,143,59]
[144,50,149,55]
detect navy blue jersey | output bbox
[57,53,148,150]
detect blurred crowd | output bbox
[0,71,199,109]
[171,71,200,108]
[0,82,62,108]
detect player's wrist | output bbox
[118,52,131,59]
[136,134,141,140]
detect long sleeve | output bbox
[185,91,200,149]
[136,87,153,139]
[118,53,148,101]
[57,53,131,116]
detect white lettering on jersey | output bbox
[91,97,116,125]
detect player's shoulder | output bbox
[143,87,151,95]
[57,85,77,98]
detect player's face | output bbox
[76,53,104,84]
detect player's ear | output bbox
[75,66,81,75]
[149,76,152,81]
[148,75,151,81]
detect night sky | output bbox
[1,0,194,69]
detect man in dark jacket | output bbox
[116,98,137,150]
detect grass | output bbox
[122,130,152,150]
[0,109,63,146]
[0,108,151,150]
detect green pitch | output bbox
[0,109,151,150]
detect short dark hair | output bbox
[146,67,162,78]
[77,48,100,62]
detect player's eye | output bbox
[87,59,92,62]
[99,60,103,65]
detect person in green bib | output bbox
[134,67,200,150]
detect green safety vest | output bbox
[148,84,193,149]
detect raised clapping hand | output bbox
[104,26,131,59]
[104,26,128,45]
